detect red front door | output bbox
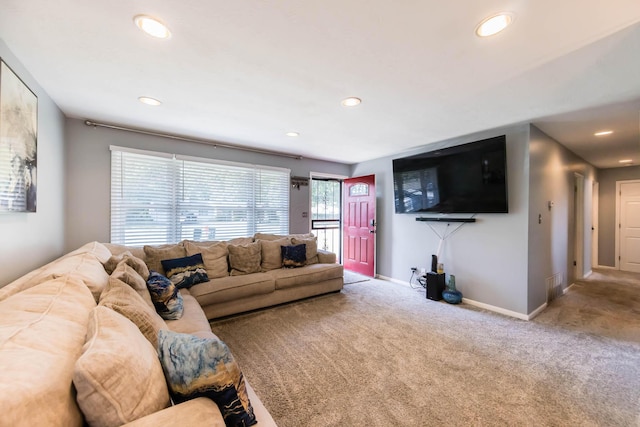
[343,175,376,277]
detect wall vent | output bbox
[546,272,563,302]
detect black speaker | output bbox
[426,272,445,301]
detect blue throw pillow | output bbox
[161,253,209,289]
[146,270,184,320]
[157,330,257,427]
[281,243,306,268]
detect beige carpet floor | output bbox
[211,269,640,426]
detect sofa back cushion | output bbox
[143,243,186,276]
[259,237,291,271]
[0,275,96,427]
[291,236,319,265]
[99,277,168,349]
[0,241,111,303]
[228,242,262,276]
[74,306,171,427]
[184,241,229,279]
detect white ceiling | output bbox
[1,1,639,168]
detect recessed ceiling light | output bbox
[138,96,162,106]
[341,97,362,107]
[594,130,614,136]
[134,15,171,39]
[286,132,300,137]
[476,13,513,37]
[619,159,633,164]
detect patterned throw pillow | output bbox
[146,271,184,320]
[157,330,257,427]
[161,254,209,289]
[281,244,307,268]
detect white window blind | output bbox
[111,147,290,246]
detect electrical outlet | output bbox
[420,267,426,275]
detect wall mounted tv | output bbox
[393,135,508,214]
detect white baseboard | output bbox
[378,275,545,321]
[462,298,541,321]
[376,274,411,287]
[563,283,576,294]
[584,270,593,278]
[595,265,616,270]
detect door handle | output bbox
[370,230,375,234]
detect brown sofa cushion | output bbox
[110,260,154,309]
[184,241,228,279]
[259,237,291,271]
[291,236,319,265]
[254,232,314,241]
[228,242,262,276]
[267,263,343,290]
[0,275,96,427]
[143,243,186,276]
[99,277,167,349]
[74,307,171,427]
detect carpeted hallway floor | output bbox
[211,269,640,426]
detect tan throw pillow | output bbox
[104,251,150,279]
[228,242,262,276]
[227,237,254,245]
[143,243,186,276]
[110,261,154,309]
[184,241,228,279]
[259,237,291,271]
[292,236,319,264]
[74,307,171,427]
[98,277,167,349]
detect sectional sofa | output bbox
[0,234,343,426]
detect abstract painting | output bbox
[0,58,37,212]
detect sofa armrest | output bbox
[123,398,225,427]
[317,249,337,264]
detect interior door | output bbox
[343,175,376,276]
[619,181,640,273]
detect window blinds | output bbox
[110,147,290,246]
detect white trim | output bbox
[376,274,411,287]
[595,264,616,270]
[310,171,348,180]
[584,270,593,278]
[616,179,640,273]
[377,275,544,320]
[462,297,544,321]
[563,283,576,294]
[592,181,599,268]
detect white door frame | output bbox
[592,181,599,268]
[574,173,585,280]
[615,179,640,271]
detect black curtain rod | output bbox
[84,119,303,160]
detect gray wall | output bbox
[0,39,66,286]
[64,118,350,251]
[527,126,597,312]
[597,165,640,267]
[351,124,531,315]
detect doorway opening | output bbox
[310,177,342,262]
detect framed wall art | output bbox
[0,58,38,213]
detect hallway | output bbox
[534,268,640,343]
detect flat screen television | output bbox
[392,135,508,214]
